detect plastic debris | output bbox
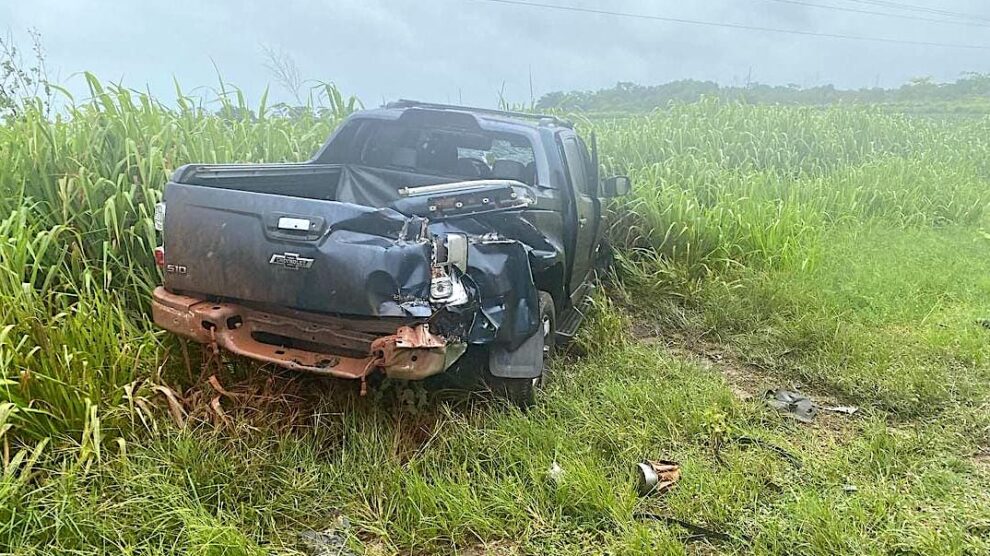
[822,405,859,415]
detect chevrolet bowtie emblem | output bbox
[269,252,314,270]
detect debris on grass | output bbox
[152,385,187,428]
[822,405,859,415]
[716,435,803,469]
[635,460,681,497]
[766,388,859,422]
[633,512,740,544]
[766,388,818,423]
[298,515,355,556]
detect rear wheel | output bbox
[485,291,555,409]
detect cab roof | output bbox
[376,99,574,130]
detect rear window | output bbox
[345,120,537,184]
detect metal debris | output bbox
[766,388,858,422]
[766,388,818,423]
[298,516,355,556]
[636,460,681,497]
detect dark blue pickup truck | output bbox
[151,101,630,406]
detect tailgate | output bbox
[162,182,433,317]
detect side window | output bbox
[576,136,598,193]
[561,137,591,196]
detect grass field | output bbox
[1,79,989,554]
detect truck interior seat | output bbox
[390,147,417,169]
[492,160,527,182]
[456,157,492,178]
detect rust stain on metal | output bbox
[636,459,682,497]
[152,287,452,385]
[371,324,449,380]
[649,460,681,493]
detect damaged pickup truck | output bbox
[151,100,630,406]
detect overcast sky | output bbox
[3,0,989,108]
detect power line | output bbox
[472,0,990,50]
[844,0,990,23]
[761,0,990,27]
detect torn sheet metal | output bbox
[766,388,819,423]
[765,388,859,422]
[371,324,466,380]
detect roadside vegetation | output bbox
[537,73,990,115]
[1,71,989,554]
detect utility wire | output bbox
[761,0,990,27]
[844,0,990,23]
[472,0,990,50]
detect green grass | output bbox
[3,323,988,554]
[1,81,990,554]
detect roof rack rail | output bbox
[385,99,573,128]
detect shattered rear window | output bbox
[353,121,536,183]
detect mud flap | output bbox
[487,326,545,379]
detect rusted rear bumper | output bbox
[151,287,463,380]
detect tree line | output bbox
[536,74,990,112]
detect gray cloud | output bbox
[3,0,988,107]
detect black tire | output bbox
[485,291,555,409]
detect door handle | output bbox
[579,217,588,227]
[266,213,325,242]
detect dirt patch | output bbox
[629,318,862,436]
[630,321,771,401]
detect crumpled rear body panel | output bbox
[164,183,434,318]
[162,178,556,349]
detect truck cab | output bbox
[151,100,630,406]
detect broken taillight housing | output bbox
[154,246,165,268]
[429,234,469,306]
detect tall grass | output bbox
[591,100,990,413]
[595,100,990,281]
[0,74,353,442]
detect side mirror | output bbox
[601,176,631,197]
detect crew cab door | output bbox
[559,132,601,301]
